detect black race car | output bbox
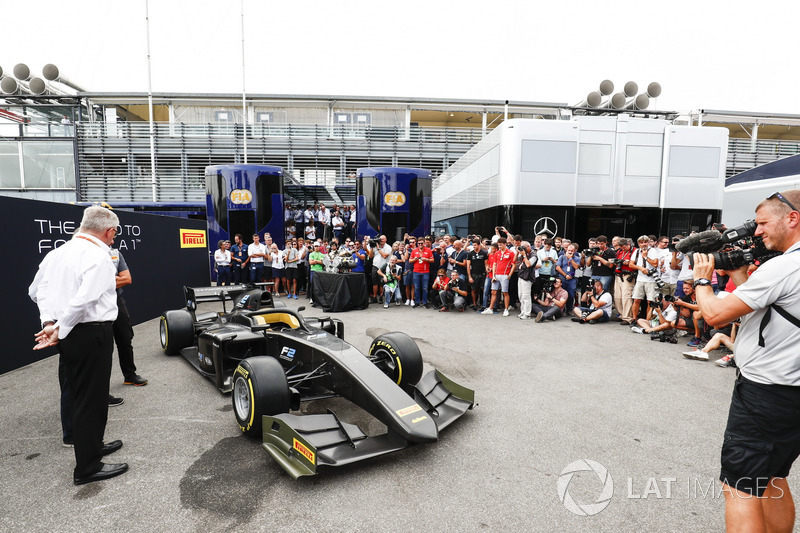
[159,285,475,478]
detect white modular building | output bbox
[432,114,729,243]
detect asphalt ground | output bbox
[0,297,783,533]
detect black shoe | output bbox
[63,440,74,448]
[370,297,378,304]
[124,374,148,386]
[108,395,124,407]
[102,440,123,456]
[571,317,582,322]
[588,319,597,324]
[74,463,129,486]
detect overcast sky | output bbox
[2,0,796,115]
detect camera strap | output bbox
[757,247,800,347]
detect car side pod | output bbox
[260,370,475,479]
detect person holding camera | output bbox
[556,243,581,313]
[630,294,679,335]
[378,256,403,308]
[590,235,616,291]
[370,235,392,304]
[571,278,613,324]
[531,277,568,322]
[515,241,536,319]
[439,269,469,312]
[629,235,661,322]
[534,238,558,295]
[612,238,636,324]
[692,190,800,532]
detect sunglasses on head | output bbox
[768,192,800,213]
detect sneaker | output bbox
[535,311,544,323]
[423,303,431,309]
[631,326,646,334]
[396,300,402,306]
[518,314,529,320]
[370,297,378,304]
[677,330,689,337]
[405,299,411,306]
[683,349,709,361]
[439,306,449,312]
[384,302,389,309]
[63,440,74,448]
[588,319,597,324]
[108,395,124,407]
[687,337,702,347]
[481,308,494,315]
[571,317,582,322]
[293,294,298,299]
[123,374,148,386]
[715,354,734,367]
[503,309,509,317]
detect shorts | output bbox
[576,307,610,322]
[632,280,658,302]
[403,269,413,286]
[263,266,273,279]
[371,266,382,285]
[471,273,486,291]
[284,268,297,280]
[492,274,510,293]
[272,268,284,279]
[720,375,800,496]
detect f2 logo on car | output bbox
[280,347,296,361]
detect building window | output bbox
[215,111,232,122]
[257,112,273,123]
[354,113,371,125]
[334,113,351,124]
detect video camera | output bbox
[675,220,780,270]
[582,247,600,257]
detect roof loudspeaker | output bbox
[13,63,30,81]
[29,77,46,95]
[646,82,662,98]
[42,64,59,81]
[623,81,638,98]
[599,80,614,96]
[1,77,19,94]
[602,93,627,109]
[624,94,650,110]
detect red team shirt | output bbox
[493,249,515,276]
[410,246,434,273]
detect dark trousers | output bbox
[59,322,113,478]
[113,296,137,379]
[232,265,243,283]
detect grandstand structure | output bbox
[3,84,800,222]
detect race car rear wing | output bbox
[260,369,475,478]
[183,284,252,321]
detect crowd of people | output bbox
[216,225,742,368]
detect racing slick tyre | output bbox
[160,310,194,355]
[232,356,290,438]
[368,332,423,389]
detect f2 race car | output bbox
[159,285,475,478]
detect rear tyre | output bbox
[368,332,423,388]
[160,310,194,355]
[232,357,290,437]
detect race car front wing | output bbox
[260,369,475,478]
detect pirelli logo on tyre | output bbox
[180,229,207,248]
[293,438,316,465]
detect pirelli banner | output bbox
[2,196,210,375]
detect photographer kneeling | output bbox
[571,279,613,324]
[691,190,800,532]
[531,277,568,322]
[439,269,468,312]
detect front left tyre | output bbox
[160,310,194,355]
[232,356,291,437]
[368,332,423,389]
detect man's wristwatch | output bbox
[693,278,712,288]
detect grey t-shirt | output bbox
[110,248,127,296]
[733,240,800,385]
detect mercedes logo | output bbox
[533,217,558,237]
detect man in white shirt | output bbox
[29,206,128,485]
[248,233,267,283]
[370,235,392,303]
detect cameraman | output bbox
[571,278,613,324]
[534,238,559,297]
[629,235,660,322]
[591,235,616,291]
[556,244,581,313]
[613,238,636,324]
[515,241,536,319]
[692,190,800,532]
[531,277,568,322]
[439,269,469,312]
